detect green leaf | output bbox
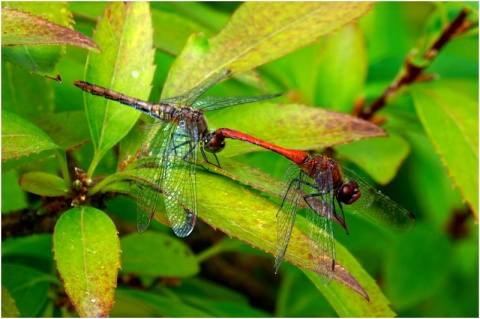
[111,288,210,317]
[2,234,53,261]
[404,131,465,226]
[412,80,478,217]
[1,2,72,79]
[151,2,229,33]
[1,8,100,51]
[82,2,156,176]
[208,102,387,157]
[53,207,120,317]
[117,161,370,300]
[335,134,410,185]
[163,2,373,97]
[2,62,55,121]
[68,2,108,21]
[151,8,213,56]
[360,2,415,64]
[173,277,250,304]
[313,24,368,112]
[1,170,28,212]
[1,110,61,161]
[181,296,269,317]
[33,111,91,151]
[385,225,453,309]
[303,238,396,317]
[1,263,50,317]
[174,277,270,316]
[1,286,20,318]
[19,172,67,197]
[120,232,199,278]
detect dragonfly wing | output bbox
[135,123,171,233]
[304,171,335,286]
[342,167,416,231]
[161,124,199,237]
[275,164,304,272]
[160,69,231,107]
[193,94,281,112]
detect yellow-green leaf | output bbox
[164,2,373,97]
[208,102,386,157]
[82,2,156,176]
[1,8,100,51]
[53,207,120,317]
[412,80,478,217]
[1,2,72,79]
[2,110,61,161]
[1,286,20,317]
[19,172,67,197]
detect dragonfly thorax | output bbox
[304,155,361,205]
[172,108,209,140]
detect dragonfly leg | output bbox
[334,197,349,234]
[303,191,348,233]
[199,147,222,168]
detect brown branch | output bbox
[357,9,471,120]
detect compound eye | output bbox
[214,140,226,153]
[337,181,361,204]
[203,133,226,153]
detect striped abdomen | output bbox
[73,81,176,123]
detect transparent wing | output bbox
[160,69,231,107]
[304,170,335,286]
[161,124,199,237]
[193,93,281,112]
[135,123,172,233]
[275,164,305,273]
[342,166,416,231]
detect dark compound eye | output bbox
[203,132,226,153]
[337,180,361,204]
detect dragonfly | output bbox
[204,127,415,285]
[74,70,281,237]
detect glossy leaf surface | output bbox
[19,172,67,197]
[163,2,373,97]
[53,207,120,317]
[117,162,370,300]
[83,2,155,176]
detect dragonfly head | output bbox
[337,180,361,205]
[203,130,225,153]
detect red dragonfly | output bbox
[205,128,415,285]
[74,70,280,237]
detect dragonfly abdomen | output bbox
[149,103,177,122]
[74,81,160,115]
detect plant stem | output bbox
[357,9,472,120]
[55,149,72,192]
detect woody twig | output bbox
[356,9,473,121]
